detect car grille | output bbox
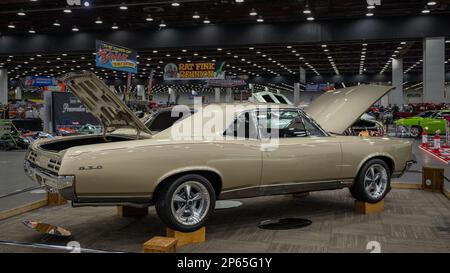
[47,158,61,172]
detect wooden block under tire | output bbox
[166,227,205,248]
[354,200,384,214]
[47,192,67,206]
[143,236,177,253]
[422,166,444,193]
[117,206,148,217]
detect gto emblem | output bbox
[79,165,103,171]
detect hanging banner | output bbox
[95,40,138,74]
[164,61,226,81]
[25,76,58,87]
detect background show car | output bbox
[252,91,386,136]
[395,110,450,138]
[24,72,414,232]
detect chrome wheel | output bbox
[171,181,211,226]
[364,164,388,199]
[410,127,420,138]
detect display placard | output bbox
[95,40,138,74]
[51,92,100,132]
[164,62,226,81]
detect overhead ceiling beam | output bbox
[1,15,450,55]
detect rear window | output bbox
[262,94,275,103]
[274,94,288,104]
[147,111,192,132]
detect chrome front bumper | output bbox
[23,160,75,199]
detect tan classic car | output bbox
[24,72,414,232]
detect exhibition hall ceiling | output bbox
[1,39,449,80]
[0,1,449,80]
[1,0,450,33]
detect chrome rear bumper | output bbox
[23,160,75,200]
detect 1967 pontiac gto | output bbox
[24,72,414,232]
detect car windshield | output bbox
[416,111,436,118]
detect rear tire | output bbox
[155,174,216,232]
[349,159,391,203]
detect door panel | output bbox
[261,137,342,185]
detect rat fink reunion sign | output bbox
[164,61,226,81]
[95,40,138,74]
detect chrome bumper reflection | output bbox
[23,160,74,193]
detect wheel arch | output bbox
[152,167,223,201]
[356,154,395,177]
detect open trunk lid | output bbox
[304,85,393,134]
[60,72,151,134]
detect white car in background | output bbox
[250,91,293,105]
[251,91,385,136]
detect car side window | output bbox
[257,109,326,138]
[257,110,308,138]
[224,112,258,139]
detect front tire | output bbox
[349,159,391,203]
[155,174,216,232]
[410,126,422,138]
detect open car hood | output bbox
[60,72,151,134]
[304,85,393,134]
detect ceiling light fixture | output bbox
[119,3,128,10]
[256,16,264,22]
[366,12,374,16]
[63,8,72,13]
[145,15,154,22]
[192,11,200,19]
[307,16,314,21]
[28,28,36,34]
[159,21,167,27]
[427,1,437,5]
[249,8,258,16]
[422,8,431,13]
[203,17,211,24]
[72,25,79,31]
[112,23,119,30]
[171,2,181,7]
[18,10,26,16]
[53,20,61,26]
[95,17,103,24]
[303,5,311,14]
[84,1,90,7]
[8,23,15,29]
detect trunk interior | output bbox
[39,135,134,152]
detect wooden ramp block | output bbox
[166,227,206,248]
[354,200,384,214]
[143,236,177,253]
[47,192,67,206]
[117,206,148,217]
[422,166,444,193]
